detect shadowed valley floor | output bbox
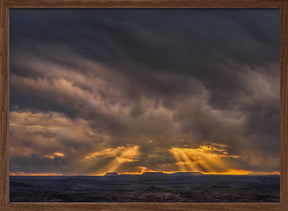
[10,174,279,202]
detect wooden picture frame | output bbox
[0,0,287,210]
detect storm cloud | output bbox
[9,9,280,175]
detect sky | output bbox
[9,9,280,176]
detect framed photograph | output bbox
[0,0,287,210]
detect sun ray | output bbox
[170,144,246,174]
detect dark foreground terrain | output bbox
[10,175,279,202]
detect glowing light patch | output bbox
[45,152,65,159]
[170,144,240,173]
[54,152,64,157]
[85,145,141,174]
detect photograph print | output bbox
[9,9,280,202]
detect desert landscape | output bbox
[10,173,280,202]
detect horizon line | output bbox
[10,171,280,177]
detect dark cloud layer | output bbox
[9,9,280,175]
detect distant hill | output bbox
[170,172,203,176]
[141,172,166,176]
[104,172,119,176]
[104,171,203,176]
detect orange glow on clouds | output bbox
[169,145,280,175]
[9,111,279,176]
[10,172,63,176]
[44,152,65,159]
[170,145,243,174]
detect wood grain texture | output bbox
[3,202,283,211]
[280,2,288,211]
[0,0,9,210]
[0,0,287,210]
[3,0,288,8]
